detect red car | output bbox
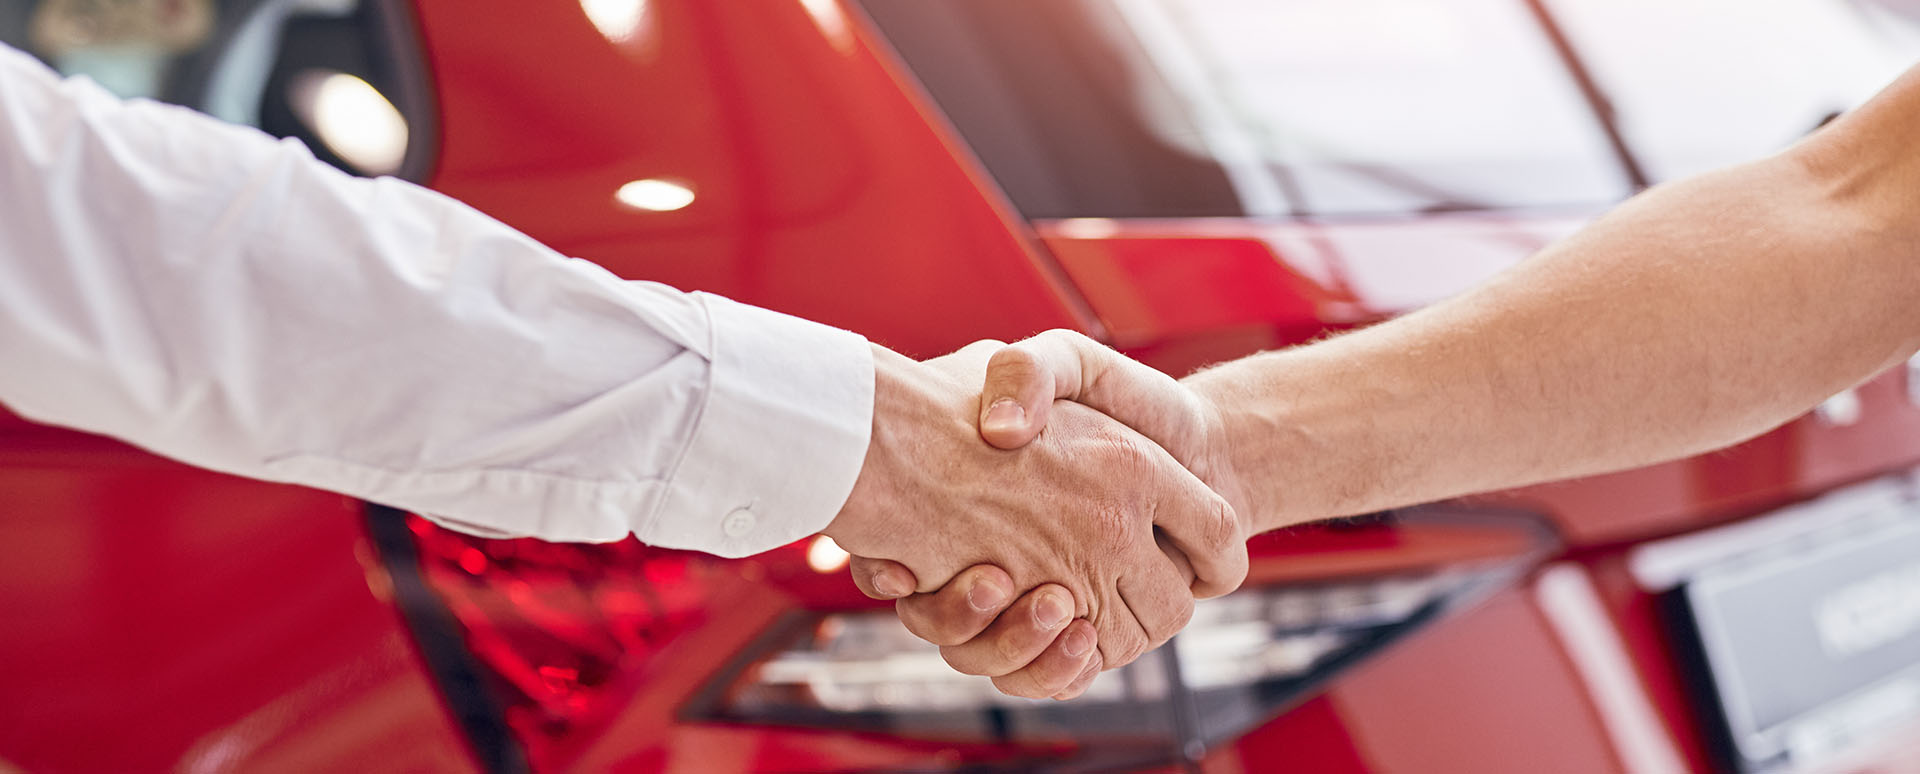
[5,0,1920,771]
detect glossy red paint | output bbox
[1238,514,1546,586]
[410,0,1098,361]
[7,0,1920,772]
[1203,589,1629,773]
[0,431,476,773]
[1033,214,1587,347]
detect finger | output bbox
[1154,528,1198,586]
[989,618,1096,698]
[893,564,1016,647]
[847,556,918,600]
[1089,583,1153,672]
[984,334,1246,597]
[1053,648,1104,700]
[1115,532,1199,654]
[978,343,1065,449]
[980,329,1194,452]
[1145,439,1248,599]
[938,584,1077,676]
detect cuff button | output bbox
[722,507,757,538]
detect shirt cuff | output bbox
[637,293,875,557]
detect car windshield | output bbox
[857,0,1634,218]
[1543,0,1920,182]
[1,0,429,179]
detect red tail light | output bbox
[370,504,1554,773]
[367,507,753,772]
[403,517,712,742]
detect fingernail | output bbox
[967,579,1007,612]
[983,398,1025,433]
[872,570,909,598]
[1035,592,1071,629]
[1063,628,1093,658]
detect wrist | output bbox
[824,344,973,562]
[823,344,917,551]
[1184,372,1270,535]
[1186,352,1357,536]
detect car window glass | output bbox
[0,0,433,180]
[1543,0,1920,182]
[1134,0,1631,216]
[858,0,1632,218]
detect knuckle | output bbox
[989,337,1039,364]
[897,601,967,647]
[1099,624,1149,667]
[992,628,1033,669]
[1106,435,1162,486]
[1155,597,1195,644]
[1063,664,1102,698]
[957,339,1006,359]
[1208,499,1239,549]
[894,614,938,646]
[1094,432,1154,482]
[1091,505,1138,558]
[1038,328,1092,348]
[1197,498,1244,562]
[986,349,1045,390]
[935,620,984,648]
[1056,651,1103,699]
[1187,510,1248,600]
[1032,663,1076,696]
[1133,581,1194,646]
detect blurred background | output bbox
[3,1,1920,772]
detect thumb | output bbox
[979,330,1196,458]
[978,341,1073,449]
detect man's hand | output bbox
[975,330,1254,527]
[848,60,1920,703]
[853,331,1258,696]
[823,342,1246,693]
[846,334,1256,696]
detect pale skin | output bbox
[820,342,1245,694]
[853,62,1920,698]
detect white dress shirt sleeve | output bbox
[0,44,875,557]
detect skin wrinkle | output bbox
[1108,576,1156,667]
[830,344,1232,672]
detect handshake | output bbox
[820,330,1265,701]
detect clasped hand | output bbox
[821,333,1254,699]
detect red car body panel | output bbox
[0,429,477,772]
[1217,589,1628,774]
[3,0,1918,772]
[412,0,1096,360]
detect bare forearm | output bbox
[1194,87,1920,533]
